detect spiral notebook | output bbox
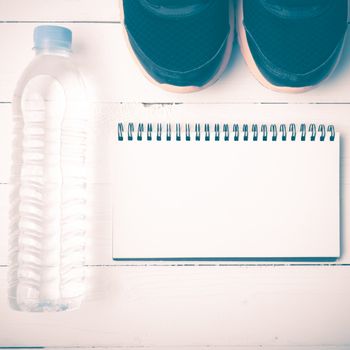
[112,122,340,260]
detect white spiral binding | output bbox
[117,123,336,142]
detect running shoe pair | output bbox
[121,0,348,93]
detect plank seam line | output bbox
[0,21,120,24]
[5,345,350,349]
[2,101,350,105]
[1,264,350,268]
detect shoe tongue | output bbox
[141,0,213,16]
[260,0,331,19]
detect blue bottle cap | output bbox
[34,25,72,51]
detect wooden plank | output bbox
[2,102,350,184]
[1,102,350,265]
[0,265,350,347]
[0,0,348,25]
[1,23,350,104]
[0,0,120,22]
[2,181,350,266]
[0,104,11,184]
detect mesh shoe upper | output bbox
[242,0,348,87]
[122,0,231,87]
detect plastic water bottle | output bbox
[9,26,88,312]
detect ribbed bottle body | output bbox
[9,52,87,312]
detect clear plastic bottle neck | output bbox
[34,47,71,57]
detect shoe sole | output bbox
[236,0,346,93]
[119,0,235,93]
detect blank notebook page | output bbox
[112,123,339,260]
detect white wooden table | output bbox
[1,1,350,349]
